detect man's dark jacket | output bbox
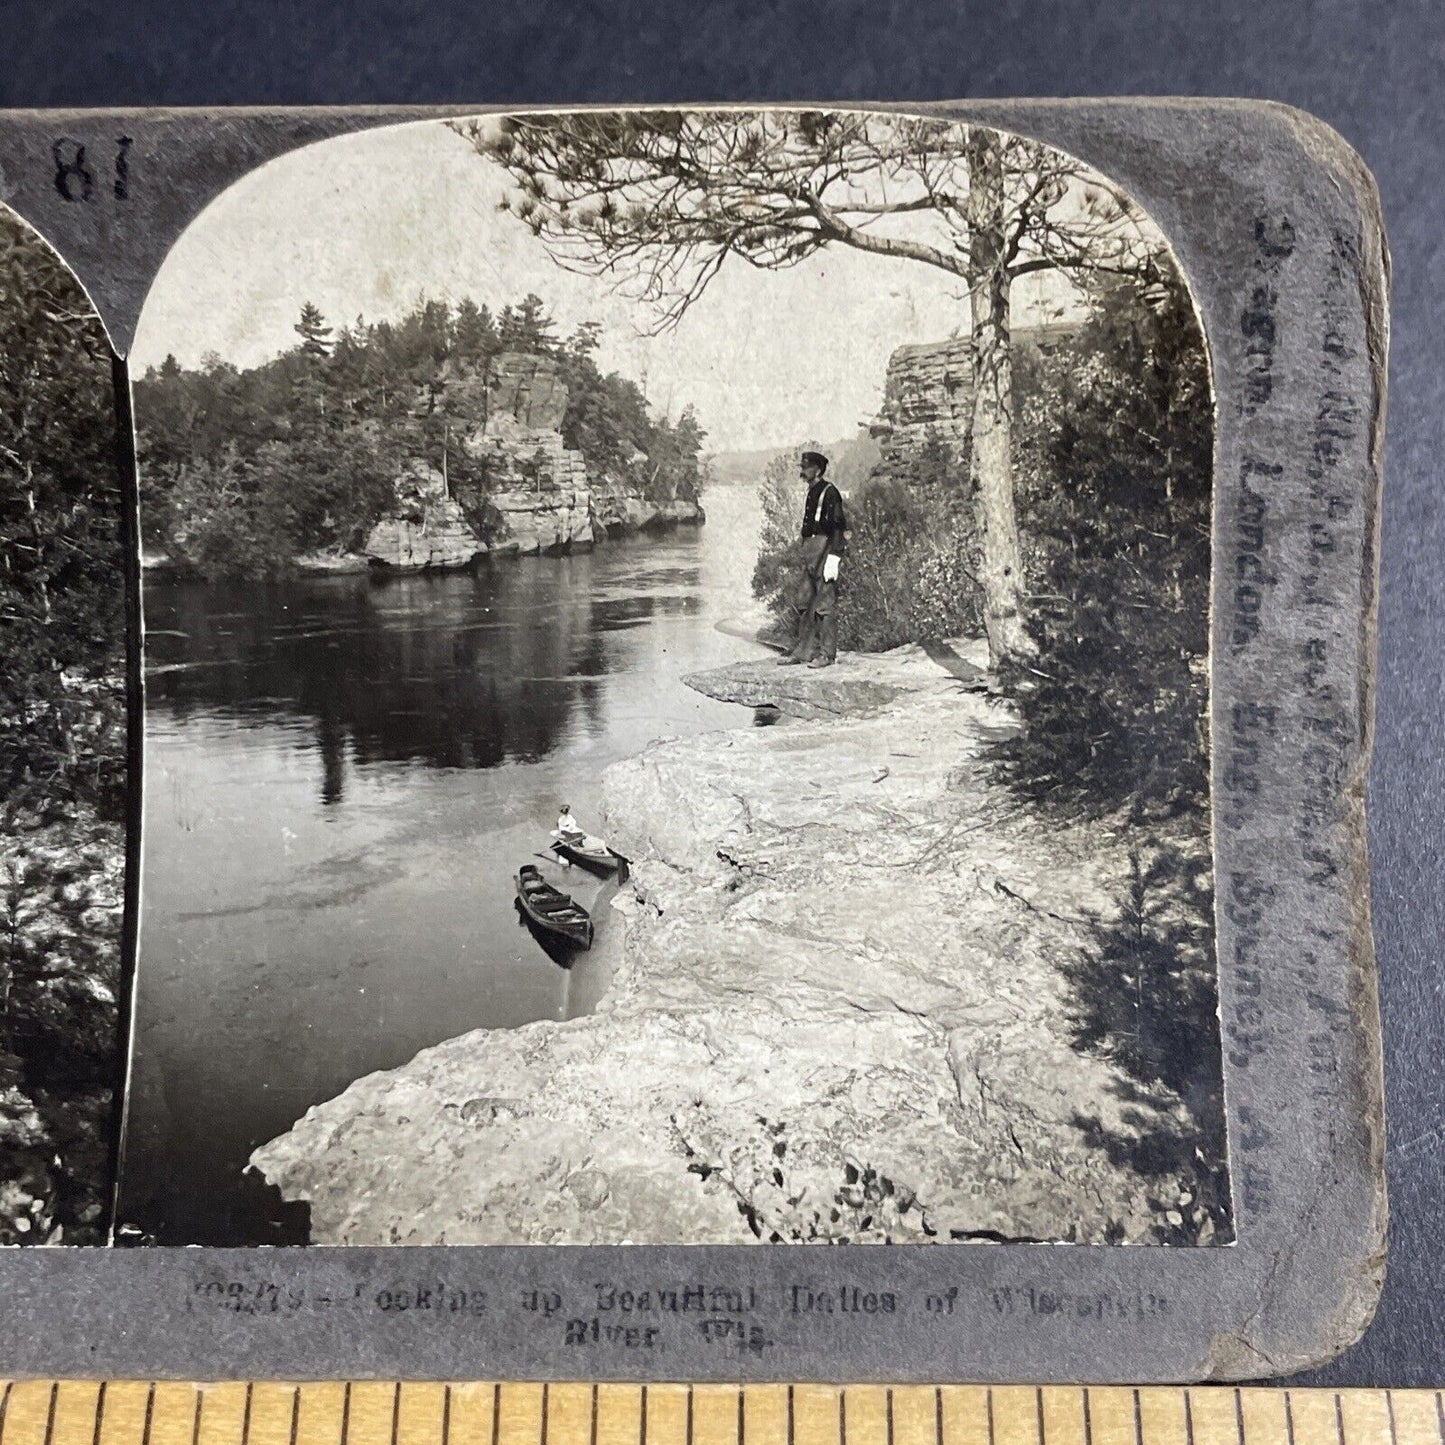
[800,478,847,559]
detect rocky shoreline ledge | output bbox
[140,502,704,580]
[250,642,1202,1246]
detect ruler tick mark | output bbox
[1435,1392,1444,1445]
[240,1384,253,1445]
[144,1385,158,1445]
[1283,1393,1295,1445]
[1233,1389,1245,1445]
[190,1390,203,1445]
[540,1384,549,1445]
[289,1390,301,1445]
[41,1383,58,1445]
[391,1383,402,1445]
[1133,1391,1143,1445]
[442,1388,451,1445]
[341,1384,352,1445]
[735,1388,742,1445]
[1183,1391,1194,1445]
[1034,1390,1044,1445]
[933,1388,942,1445]
[987,1390,995,1445]
[494,1386,503,1445]
[1387,1392,1400,1445]
[887,1390,895,1445]
[1334,1395,1346,1445]
[1083,1388,1094,1445]
[92,1382,107,1445]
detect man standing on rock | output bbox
[779,451,847,669]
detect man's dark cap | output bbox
[801,451,829,472]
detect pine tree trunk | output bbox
[965,130,1031,667]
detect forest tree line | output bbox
[135,293,708,578]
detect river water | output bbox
[116,485,768,1245]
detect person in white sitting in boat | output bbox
[554,805,610,863]
[556,804,587,846]
[778,450,848,669]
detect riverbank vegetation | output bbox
[0,210,127,1245]
[135,293,707,579]
[1002,274,1222,1241]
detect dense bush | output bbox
[995,272,1213,820]
[0,216,127,824]
[135,293,707,577]
[0,210,127,1243]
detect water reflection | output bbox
[120,489,768,1244]
[145,555,702,804]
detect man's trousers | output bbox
[787,536,838,663]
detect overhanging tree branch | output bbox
[456,108,1171,668]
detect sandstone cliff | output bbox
[251,643,1206,1247]
[871,337,973,470]
[870,322,1075,471]
[363,352,700,571]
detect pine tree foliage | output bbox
[996,268,1213,820]
[293,302,333,357]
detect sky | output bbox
[131,116,1131,455]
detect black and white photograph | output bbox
[3,107,1229,1251]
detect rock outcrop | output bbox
[362,463,488,570]
[682,658,905,721]
[0,802,122,1246]
[871,337,974,469]
[363,352,699,571]
[869,323,1075,471]
[252,643,1205,1247]
[482,351,571,433]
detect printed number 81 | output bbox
[53,137,132,201]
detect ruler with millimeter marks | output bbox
[0,1385,1439,1445]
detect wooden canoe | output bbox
[550,831,624,876]
[515,864,594,950]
